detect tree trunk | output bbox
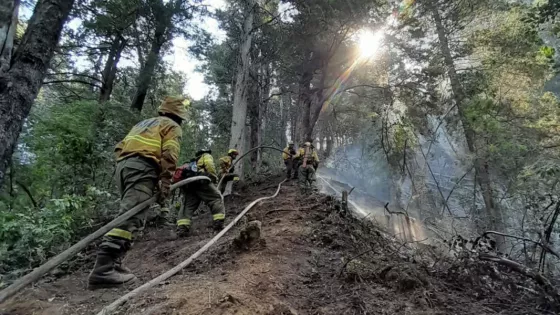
[99,36,126,103]
[248,65,259,170]
[430,2,505,247]
[280,87,289,145]
[0,0,19,73]
[130,22,166,111]
[298,68,313,142]
[0,0,75,186]
[326,135,333,158]
[227,0,255,178]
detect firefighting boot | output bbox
[114,255,132,274]
[176,225,191,238]
[213,219,225,231]
[88,252,137,289]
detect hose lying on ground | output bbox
[0,176,211,304]
[96,179,287,315]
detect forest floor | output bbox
[1,174,558,315]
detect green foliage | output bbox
[0,187,114,275]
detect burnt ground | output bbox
[1,174,558,315]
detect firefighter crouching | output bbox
[297,141,320,194]
[218,149,240,194]
[282,142,297,180]
[88,96,186,288]
[175,149,226,237]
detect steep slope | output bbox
[1,174,557,315]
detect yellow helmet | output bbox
[228,149,239,156]
[158,96,189,120]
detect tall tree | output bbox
[0,0,75,186]
[228,0,256,177]
[130,0,203,111]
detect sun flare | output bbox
[358,29,384,58]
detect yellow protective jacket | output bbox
[115,116,181,186]
[197,153,218,183]
[219,155,233,175]
[295,147,319,164]
[282,147,295,161]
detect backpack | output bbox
[172,159,198,183]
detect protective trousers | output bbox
[100,156,158,255]
[298,164,316,194]
[284,159,294,179]
[177,182,225,227]
[292,159,300,179]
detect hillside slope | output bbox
[1,174,557,315]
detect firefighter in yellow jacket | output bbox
[282,142,296,179]
[88,96,186,288]
[176,149,226,237]
[218,149,239,193]
[296,142,320,194]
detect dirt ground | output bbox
[1,174,558,315]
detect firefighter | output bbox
[282,142,296,179]
[297,141,320,194]
[88,96,186,288]
[218,149,240,194]
[176,149,226,237]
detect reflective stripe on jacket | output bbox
[115,116,182,185]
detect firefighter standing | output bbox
[297,142,320,194]
[176,149,226,237]
[282,142,297,179]
[218,149,240,193]
[88,96,186,288]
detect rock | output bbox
[233,220,262,250]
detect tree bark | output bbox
[99,36,126,103]
[0,0,75,186]
[227,0,255,179]
[130,21,166,111]
[280,87,290,145]
[248,65,260,170]
[0,0,19,73]
[430,2,505,247]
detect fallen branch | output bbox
[0,176,211,304]
[384,202,408,216]
[481,231,560,259]
[479,254,560,303]
[96,179,287,315]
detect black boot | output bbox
[176,225,191,237]
[213,219,225,231]
[88,251,136,289]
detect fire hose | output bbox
[97,179,287,315]
[0,176,212,304]
[0,146,291,304]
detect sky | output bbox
[163,0,227,100]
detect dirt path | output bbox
[1,174,556,315]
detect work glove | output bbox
[228,165,235,173]
[289,149,296,155]
[158,180,171,206]
[313,162,319,170]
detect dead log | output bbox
[479,253,560,303]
